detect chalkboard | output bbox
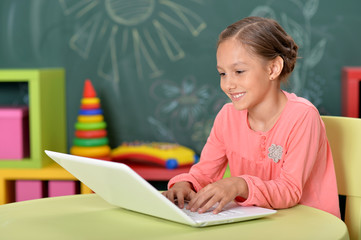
[1,0,361,153]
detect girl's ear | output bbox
[269,56,283,80]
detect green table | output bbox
[0,194,349,240]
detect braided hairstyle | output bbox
[218,16,298,81]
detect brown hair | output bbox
[218,16,298,81]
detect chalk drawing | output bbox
[250,0,326,106]
[59,0,207,84]
[150,75,213,129]
[98,25,120,89]
[69,12,102,59]
[147,116,176,142]
[105,0,155,26]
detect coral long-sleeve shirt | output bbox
[168,92,340,218]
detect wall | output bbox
[1,0,361,153]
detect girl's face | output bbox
[217,38,274,112]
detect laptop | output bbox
[45,150,276,227]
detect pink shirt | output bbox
[169,92,340,218]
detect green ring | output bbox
[75,121,106,130]
[73,137,109,147]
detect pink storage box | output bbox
[15,180,45,202]
[0,106,29,160]
[48,181,78,197]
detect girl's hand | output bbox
[162,182,196,209]
[186,177,249,214]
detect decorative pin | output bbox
[268,144,283,163]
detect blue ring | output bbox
[79,109,103,115]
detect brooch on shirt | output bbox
[268,144,283,163]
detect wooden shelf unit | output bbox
[0,69,66,168]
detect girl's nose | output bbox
[226,77,237,90]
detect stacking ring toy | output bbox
[70,145,111,157]
[81,103,101,109]
[81,97,100,105]
[75,121,106,130]
[75,129,107,138]
[78,109,103,115]
[78,115,104,123]
[73,137,109,147]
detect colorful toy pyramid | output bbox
[70,79,111,161]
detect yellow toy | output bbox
[111,142,199,169]
[71,145,111,158]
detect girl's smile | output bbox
[229,92,246,101]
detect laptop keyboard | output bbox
[181,206,244,222]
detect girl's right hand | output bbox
[162,181,196,209]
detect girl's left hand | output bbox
[186,177,249,214]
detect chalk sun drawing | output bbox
[59,0,207,87]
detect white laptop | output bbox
[45,150,276,227]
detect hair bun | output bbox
[281,36,298,75]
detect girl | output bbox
[162,16,340,218]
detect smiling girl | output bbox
[162,16,340,218]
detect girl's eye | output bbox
[236,70,244,74]
[219,72,226,77]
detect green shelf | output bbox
[0,69,66,168]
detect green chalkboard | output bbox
[1,0,361,153]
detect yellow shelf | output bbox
[0,163,92,204]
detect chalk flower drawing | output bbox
[58,0,207,86]
[150,75,211,129]
[250,0,326,107]
[147,116,176,142]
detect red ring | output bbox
[75,129,107,138]
[81,103,101,109]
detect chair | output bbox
[322,116,361,240]
[222,116,360,239]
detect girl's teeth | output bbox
[233,93,245,98]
